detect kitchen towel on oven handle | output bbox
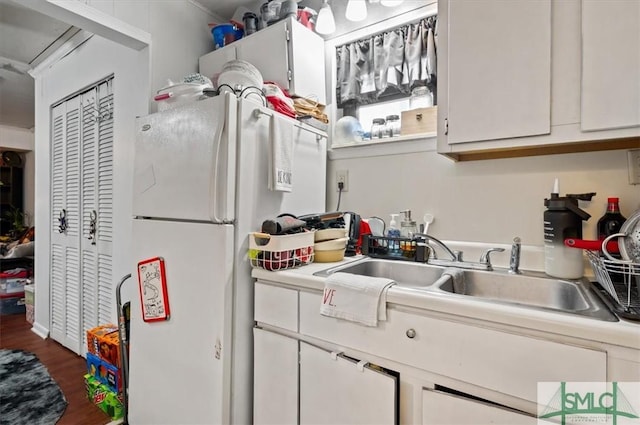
[320,272,396,327]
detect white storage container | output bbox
[249,231,314,271]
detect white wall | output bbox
[31,0,222,334]
[0,125,35,224]
[323,1,639,272]
[327,148,640,270]
[84,0,223,107]
[32,34,149,336]
[0,125,34,151]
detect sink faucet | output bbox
[414,234,503,271]
[413,234,457,261]
[479,247,505,271]
[509,237,522,274]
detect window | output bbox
[334,15,438,139]
[357,98,411,138]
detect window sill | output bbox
[328,132,437,160]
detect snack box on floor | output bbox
[86,352,121,394]
[84,374,123,420]
[86,324,121,367]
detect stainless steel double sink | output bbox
[314,258,617,321]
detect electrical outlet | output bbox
[629,149,640,185]
[336,170,349,192]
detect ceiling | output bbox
[0,0,76,130]
[0,0,425,130]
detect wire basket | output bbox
[249,231,314,271]
[361,234,429,262]
[586,250,640,318]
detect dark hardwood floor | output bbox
[0,313,113,425]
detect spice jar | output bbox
[371,118,386,139]
[385,115,400,137]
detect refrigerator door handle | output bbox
[209,116,226,223]
[209,93,237,224]
[210,93,236,223]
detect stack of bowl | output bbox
[314,228,349,263]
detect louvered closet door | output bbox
[50,78,114,356]
[80,81,114,352]
[50,97,82,353]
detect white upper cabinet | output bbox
[437,0,640,159]
[581,0,640,131]
[199,17,326,105]
[445,0,551,144]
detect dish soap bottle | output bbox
[387,214,401,256]
[400,210,417,258]
[543,178,594,279]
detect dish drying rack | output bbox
[587,250,640,321]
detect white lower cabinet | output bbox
[253,326,398,425]
[253,328,298,425]
[254,281,609,424]
[298,290,606,404]
[299,342,397,425]
[422,389,536,425]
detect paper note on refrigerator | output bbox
[137,257,171,322]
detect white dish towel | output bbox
[320,272,397,327]
[268,114,294,192]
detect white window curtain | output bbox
[336,15,438,108]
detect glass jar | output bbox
[410,85,433,109]
[371,118,386,139]
[385,115,400,137]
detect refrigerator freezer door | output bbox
[127,219,234,425]
[133,93,237,223]
[234,99,327,237]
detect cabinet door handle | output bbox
[406,328,416,339]
[58,209,67,234]
[88,210,97,245]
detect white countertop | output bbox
[252,256,640,351]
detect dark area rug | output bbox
[0,349,68,425]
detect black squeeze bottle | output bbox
[597,198,626,284]
[597,198,626,240]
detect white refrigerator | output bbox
[127,93,327,425]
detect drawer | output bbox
[299,291,606,403]
[254,282,298,332]
[422,388,536,425]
